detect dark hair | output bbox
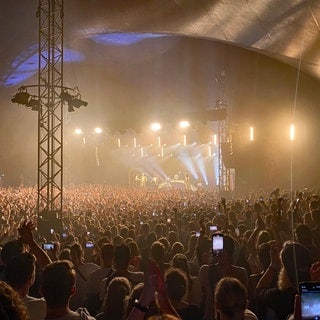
[5,253,36,290]
[165,268,188,301]
[41,260,76,308]
[114,244,131,269]
[1,240,24,266]
[150,241,165,262]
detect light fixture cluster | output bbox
[11,87,40,111]
[11,86,88,113]
[59,89,88,112]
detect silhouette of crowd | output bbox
[0,184,320,320]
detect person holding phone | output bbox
[199,234,248,320]
[256,241,312,320]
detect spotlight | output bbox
[179,120,190,129]
[11,91,30,106]
[60,90,88,111]
[69,97,88,108]
[28,98,40,111]
[151,122,161,132]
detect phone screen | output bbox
[43,243,54,250]
[85,242,94,248]
[300,282,320,319]
[212,234,223,254]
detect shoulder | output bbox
[127,270,144,282]
[244,309,259,320]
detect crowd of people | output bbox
[0,183,320,320]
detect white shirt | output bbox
[22,295,46,320]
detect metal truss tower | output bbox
[216,71,231,194]
[37,0,64,217]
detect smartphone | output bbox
[212,233,224,254]
[50,228,54,234]
[42,243,54,250]
[299,281,320,319]
[195,231,201,237]
[210,225,218,231]
[85,242,94,248]
[62,232,67,238]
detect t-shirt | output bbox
[23,295,46,320]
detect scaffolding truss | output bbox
[216,71,231,194]
[37,0,64,216]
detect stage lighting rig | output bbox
[11,86,87,113]
[60,88,88,112]
[11,87,40,111]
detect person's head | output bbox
[171,242,184,256]
[257,242,271,271]
[100,243,115,266]
[255,230,272,248]
[150,241,165,263]
[311,209,320,226]
[69,242,84,265]
[127,241,139,258]
[59,248,71,261]
[1,239,24,266]
[294,224,313,246]
[171,254,189,277]
[165,268,188,302]
[214,277,248,320]
[114,243,131,270]
[102,277,131,320]
[40,260,76,308]
[279,241,311,290]
[0,280,30,320]
[5,252,36,291]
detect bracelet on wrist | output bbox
[134,300,149,313]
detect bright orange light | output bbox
[290,124,295,141]
[94,127,102,134]
[179,120,190,129]
[249,126,254,142]
[213,134,217,145]
[74,128,82,135]
[183,135,187,146]
[151,122,161,132]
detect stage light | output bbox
[28,98,40,111]
[69,97,88,108]
[151,122,161,132]
[179,120,190,129]
[60,90,88,111]
[290,124,295,141]
[94,127,102,134]
[74,129,82,135]
[249,126,254,141]
[11,89,41,111]
[183,135,187,146]
[213,134,217,145]
[11,91,30,105]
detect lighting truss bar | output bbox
[37,0,64,216]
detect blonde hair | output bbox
[277,267,294,291]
